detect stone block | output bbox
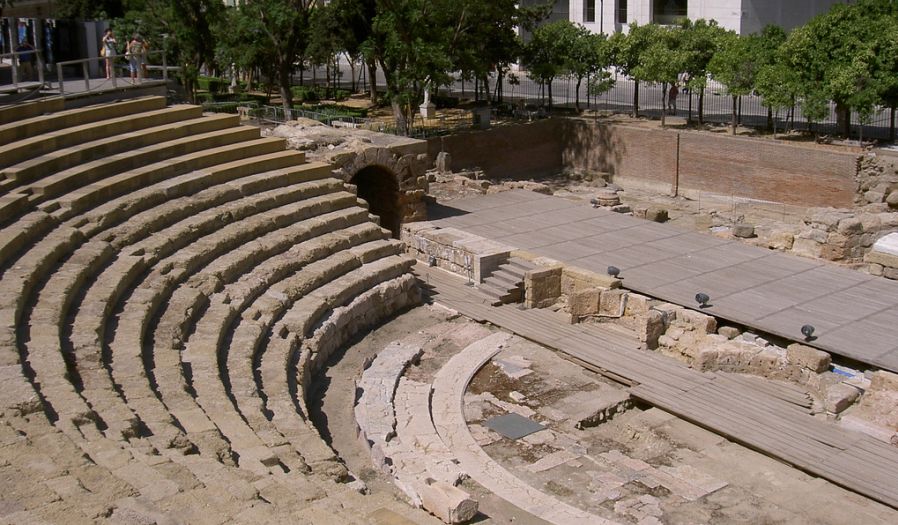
[624,293,653,316]
[884,266,898,280]
[717,326,740,339]
[786,343,831,373]
[599,289,627,316]
[866,250,898,268]
[837,217,863,234]
[870,370,898,392]
[646,208,669,223]
[791,238,824,259]
[865,190,885,204]
[869,263,884,276]
[824,383,860,414]
[569,288,600,316]
[887,191,898,208]
[732,224,755,238]
[767,230,794,251]
[524,265,562,309]
[417,480,478,524]
[679,309,717,334]
[693,347,718,371]
[636,310,665,350]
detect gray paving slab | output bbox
[428,191,898,372]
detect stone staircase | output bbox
[476,257,536,306]
[0,96,430,523]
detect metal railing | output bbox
[54,49,173,96]
[0,48,46,90]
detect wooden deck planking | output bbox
[413,263,898,509]
[427,191,898,372]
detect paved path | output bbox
[428,190,898,373]
[414,262,898,510]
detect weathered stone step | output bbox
[29,125,262,201]
[0,96,166,146]
[3,112,236,187]
[0,95,63,126]
[0,105,203,170]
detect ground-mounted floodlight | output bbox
[801,324,816,341]
[590,197,599,208]
[607,266,620,278]
[428,255,437,267]
[695,292,710,309]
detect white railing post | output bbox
[82,61,90,92]
[57,62,65,96]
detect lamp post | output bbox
[600,0,604,35]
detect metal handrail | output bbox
[55,50,171,96]
[0,48,46,90]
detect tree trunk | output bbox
[391,101,409,136]
[731,95,737,135]
[836,102,850,138]
[687,88,693,124]
[367,60,377,104]
[279,62,293,112]
[548,78,553,108]
[772,110,777,139]
[698,88,705,124]
[347,54,357,92]
[766,107,773,132]
[633,79,639,117]
[575,77,582,111]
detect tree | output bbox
[55,0,126,19]
[523,20,579,107]
[632,24,682,127]
[677,18,725,124]
[215,2,276,95]
[567,27,612,111]
[133,1,223,103]
[610,23,657,118]
[780,0,896,138]
[708,31,759,134]
[755,62,797,138]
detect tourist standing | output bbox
[102,28,117,79]
[667,84,679,115]
[127,34,146,83]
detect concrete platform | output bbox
[427,190,898,373]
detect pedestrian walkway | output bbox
[413,262,898,509]
[427,190,898,373]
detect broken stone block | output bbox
[646,208,669,223]
[435,151,452,173]
[870,370,898,392]
[791,238,824,259]
[786,343,831,373]
[417,480,478,524]
[887,191,898,208]
[679,309,717,334]
[824,383,861,414]
[767,230,795,251]
[717,326,741,339]
[599,289,627,316]
[732,224,755,238]
[636,310,666,349]
[611,204,631,214]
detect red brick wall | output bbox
[562,121,678,194]
[426,119,565,180]
[677,132,857,208]
[429,119,860,208]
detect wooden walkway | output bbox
[428,190,898,373]
[414,263,898,509]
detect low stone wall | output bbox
[401,222,513,283]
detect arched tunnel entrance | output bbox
[351,165,402,238]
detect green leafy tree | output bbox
[567,27,612,111]
[708,31,759,134]
[215,2,276,95]
[610,23,657,117]
[523,20,579,107]
[632,24,683,127]
[55,0,126,19]
[755,62,798,138]
[677,18,725,124]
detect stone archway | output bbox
[331,146,429,235]
[351,165,402,238]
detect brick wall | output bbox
[428,118,861,209]
[426,119,565,180]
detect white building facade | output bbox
[568,0,848,36]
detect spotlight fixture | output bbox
[607,266,620,278]
[695,292,710,308]
[428,255,437,267]
[801,324,815,341]
[590,197,599,208]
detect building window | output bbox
[584,0,596,23]
[653,0,687,25]
[617,1,628,24]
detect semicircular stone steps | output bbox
[0,96,427,522]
